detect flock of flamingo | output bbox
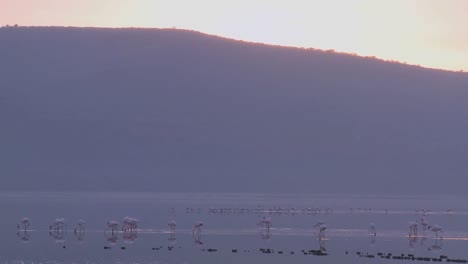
[407,219,443,239]
[15,214,444,247]
[15,216,205,245]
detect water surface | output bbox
[2,192,468,263]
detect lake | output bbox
[2,192,468,263]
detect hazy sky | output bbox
[1,0,467,71]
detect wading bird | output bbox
[75,219,85,233]
[192,221,204,246]
[168,220,177,244]
[408,221,418,237]
[17,217,30,231]
[369,222,377,236]
[313,221,327,240]
[122,217,138,231]
[420,218,430,232]
[429,225,443,239]
[49,218,66,243]
[105,220,119,234]
[50,218,65,231]
[257,217,272,231]
[168,220,177,233]
[17,217,31,242]
[193,221,203,236]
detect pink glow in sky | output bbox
[1,0,467,71]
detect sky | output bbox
[1,0,467,71]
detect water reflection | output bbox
[428,238,443,252]
[259,229,271,241]
[105,231,118,245]
[74,219,85,242]
[168,234,177,244]
[49,228,65,243]
[319,238,327,253]
[193,235,204,247]
[123,230,138,244]
[408,235,418,250]
[4,192,468,264]
[368,233,376,247]
[17,229,30,242]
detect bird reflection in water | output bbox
[408,235,418,250]
[123,230,138,244]
[428,238,443,252]
[74,220,85,242]
[419,236,427,246]
[369,233,376,247]
[17,229,30,242]
[319,238,327,253]
[49,228,65,243]
[105,231,118,245]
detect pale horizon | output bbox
[1,0,467,72]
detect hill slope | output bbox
[1,27,468,194]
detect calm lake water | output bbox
[2,192,468,263]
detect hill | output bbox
[1,27,467,194]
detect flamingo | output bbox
[313,221,327,239]
[420,218,430,232]
[75,219,85,233]
[17,217,31,242]
[257,217,272,231]
[318,224,327,239]
[369,222,376,237]
[428,225,443,239]
[122,217,138,231]
[106,220,119,233]
[408,221,418,237]
[257,217,272,240]
[17,217,30,230]
[104,220,119,245]
[49,218,66,243]
[313,221,326,228]
[193,221,203,235]
[168,220,177,232]
[168,220,177,244]
[121,217,138,244]
[74,219,85,241]
[192,221,204,246]
[50,218,65,231]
